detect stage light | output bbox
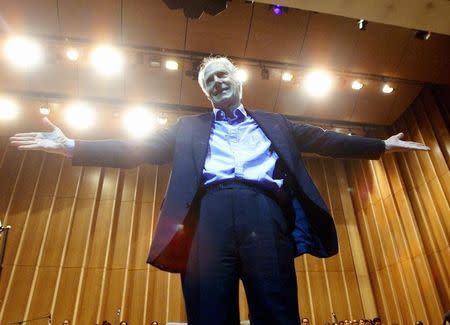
[303,70,333,98]
[66,48,79,61]
[382,83,394,94]
[185,60,201,80]
[282,71,293,82]
[351,80,364,90]
[64,103,95,130]
[162,0,229,19]
[123,107,155,138]
[165,60,179,71]
[358,19,367,30]
[415,30,431,40]
[272,5,283,15]
[0,98,19,120]
[90,45,124,76]
[236,69,248,83]
[157,114,168,125]
[39,105,50,115]
[149,57,162,68]
[261,66,269,80]
[4,36,43,69]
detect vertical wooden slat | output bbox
[0,151,45,323]
[335,160,377,318]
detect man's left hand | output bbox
[384,132,430,153]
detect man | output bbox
[10,57,429,325]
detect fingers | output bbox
[395,132,404,139]
[17,144,43,150]
[9,136,37,142]
[11,132,39,137]
[10,140,37,146]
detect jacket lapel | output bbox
[192,113,213,178]
[250,111,296,173]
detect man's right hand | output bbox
[9,117,74,157]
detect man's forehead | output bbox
[204,61,233,76]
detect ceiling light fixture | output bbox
[64,102,95,130]
[123,107,155,138]
[282,71,293,82]
[236,69,248,83]
[0,98,19,120]
[260,66,269,80]
[66,48,79,61]
[303,70,334,98]
[90,45,124,77]
[382,83,394,94]
[351,80,364,90]
[415,30,431,40]
[162,0,230,19]
[4,36,43,69]
[357,19,367,30]
[165,60,179,71]
[39,105,50,115]
[271,5,285,16]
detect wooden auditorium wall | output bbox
[345,85,449,325]
[0,85,447,325]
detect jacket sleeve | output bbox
[286,118,385,160]
[71,119,179,168]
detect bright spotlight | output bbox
[303,70,333,97]
[282,71,293,82]
[4,36,43,69]
[123,107,155,138]
[165,60,179,70]
[382,83,394,94]
[64,103,95,130]
[236,69,248,83]
[351,80,364,90]
[90,45,124,76]
[0,98,19,120]
[66,48,79,61]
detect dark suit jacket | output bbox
[72,111,385,273]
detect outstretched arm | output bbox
[9,117,74,157]
[9,117,178,168]
[383,132,429,153]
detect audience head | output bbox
[444,310,450,325]
[302,317,310,324]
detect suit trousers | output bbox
[180,182,300,325]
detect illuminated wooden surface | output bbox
[0,86,448,324]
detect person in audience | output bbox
[372,317,381,325]
[302,317,310,324]
[443,310,450,325]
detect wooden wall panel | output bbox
[346,86,449,324]
[0,86,447,324]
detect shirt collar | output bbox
[213,104,247,124]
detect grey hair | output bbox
[197,56,242,99]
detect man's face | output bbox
[203,61,241,110]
